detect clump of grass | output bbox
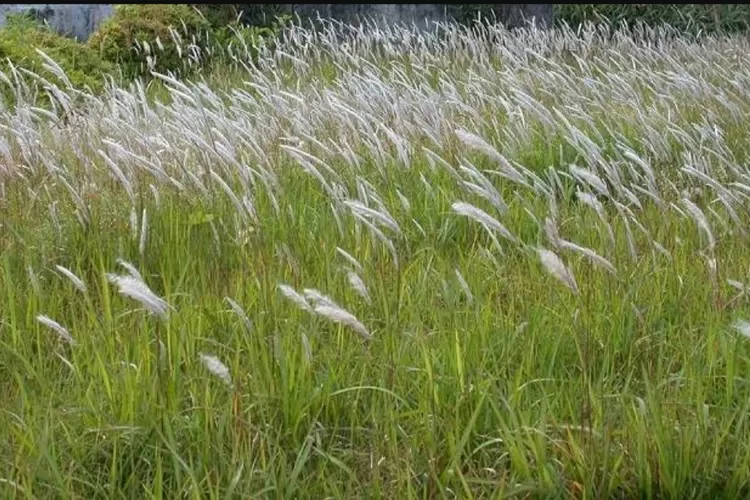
[4,16,750,499]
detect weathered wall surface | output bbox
[0,4,113,41]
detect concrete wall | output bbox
[0,4,113,41]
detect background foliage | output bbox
[0,3,749,107]
[553,4,750,34]
[87,4,210,79]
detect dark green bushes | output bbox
[554,4,750,35]
[0,4,289,108]
[87,4,288,79]
[0,13,113,90]
[0,13,114,107]
[87,4,210,79]
[192,4,290,29]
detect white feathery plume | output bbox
[558,240,618,276]
[545,216,616,275]
[727,279,745,292]
[199,353,233,388]
[452,201,517,244]
[303,288,340,308]
[732,320,750,340]
[455,128,527,185]
[36,314,76,345]
[225,297,253,332]
[278,284,313,313]
[313,304,372,340]
[27,266,40,293]
[55,265,87,293]
[336,247,363,273]
[680,197,715,252]
[107,272,171,320]
[569,165,609,197]
[117,259,144,281]
[129,207,139,240]
[544,217,561,247]
[537,248,579,295]
[347,271,371,304]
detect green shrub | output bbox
[191,4,290,30]
[453,4,498,24]
[191,4,242,29]
[87,4,210,79]
[554,4,750,34]
[190,4,290,61]
[0,13,114,107]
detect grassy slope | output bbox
[3,20,750,499]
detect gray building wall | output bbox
[0,4,113,41]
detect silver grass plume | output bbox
[347,271,371,304]
[107,269,171,320]
[732,320,750,340]
[55,265,87,293]
[36,314,75,345]
[680,197,715,252]
[537,248,579,295]
[336,247,363,273]
[452,201,517,244]
[278,284,313,313]
[199,352,233,388]
[313,303,371,340]
[225,297,253,332]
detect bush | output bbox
[554,4,750,35]
[191,4,290,30]
[0,13,114,106]
[87,4,210,79]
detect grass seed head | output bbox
[36,314,75,345]
[313,304,371,340]
[54,265,87,293]
[199,353,233,388]
[278,284,313,313]
[107,273,171,320]
[537,247,580,295]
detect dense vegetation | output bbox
[0,4,288,106]
[0,4,748,106]
[554,4,750,34]
[4,4,750,499]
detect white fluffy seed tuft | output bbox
[732,320,750,340]
[313,304,371,340]
[107,272,171,320]
[278,284,313,312]
[36,314,76,345]
[537,248,580,295]
[347,271,371,303]
[55,265,87,293]
[199,353,233,388]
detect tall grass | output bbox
[3,17,750,498]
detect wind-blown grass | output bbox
[3,17,750,499]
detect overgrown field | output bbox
[4,19,750,499]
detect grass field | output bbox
[3,18,750,499]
